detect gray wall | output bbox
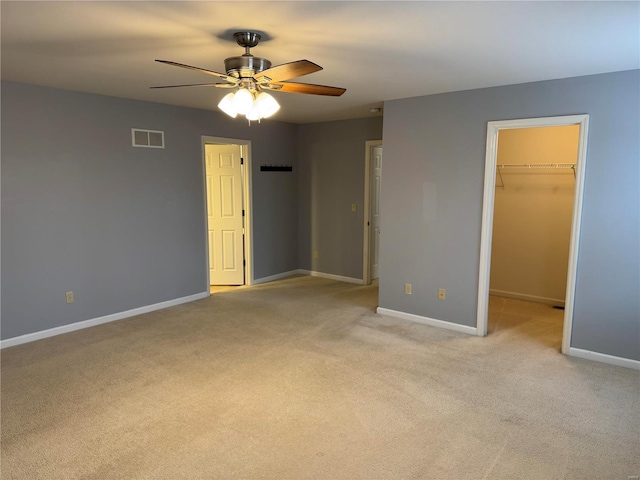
[297,117,383,279]
[5,70,639,364]
[1,81,298,339]
[380,70,640,361]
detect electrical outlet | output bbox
[351,203,357,212]
[313,251,319,259]
[65,291,74,304]
[404,283,412,295]
[438,288,446,301]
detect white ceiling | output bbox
[2,1,638,124]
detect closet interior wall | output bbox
[489,125,580,306]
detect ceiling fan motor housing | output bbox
[224,55,272,79]
[225,31,271,79]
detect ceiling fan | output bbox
[151,31,346,121]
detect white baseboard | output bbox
[252,270,303,285]
[568,347,640,370]
[376,307,478,335]
[490,289,565,307]
[0,292,210,349]
[298,270,364,285]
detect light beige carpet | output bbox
[1,276,639,479]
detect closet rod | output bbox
[496,163,576,169]
[495,163,576,189]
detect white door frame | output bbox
[476,114,589,354]
[201,136,254,290]
[363,139,383,285]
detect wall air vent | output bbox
[131,128,165,148]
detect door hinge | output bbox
[243,259,246,266]
[240,157,244,165]
[242,209,245,217]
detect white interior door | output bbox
[370,146,383,279]
[205,144,244,285]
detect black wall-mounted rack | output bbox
[260,165,293,172]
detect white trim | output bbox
[252,270,302,285]
[363,140,383,285]
[298,269,364,285]
[377,307,478,335]
[489,289,565,307]
[201,136,254,288]
[569,348,640,370]
[477,115,590,349]
[0,292,209,349]
[243,142,254,286]
[561,116,589,354]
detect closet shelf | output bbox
[496,163,576,189]
[497,163,576,169]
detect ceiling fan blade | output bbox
[150,83,236,89]
[254,60,322,83]
[266,82,346,96]
[155,59,238,84]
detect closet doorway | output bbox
[477,115,589,354]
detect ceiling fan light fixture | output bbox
[246,103,261,121]
[218,92,238,118]
[218,89,280,122]
[255,92,280,119]
[233,88,254,115]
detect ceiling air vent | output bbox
[132,128,164,148]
